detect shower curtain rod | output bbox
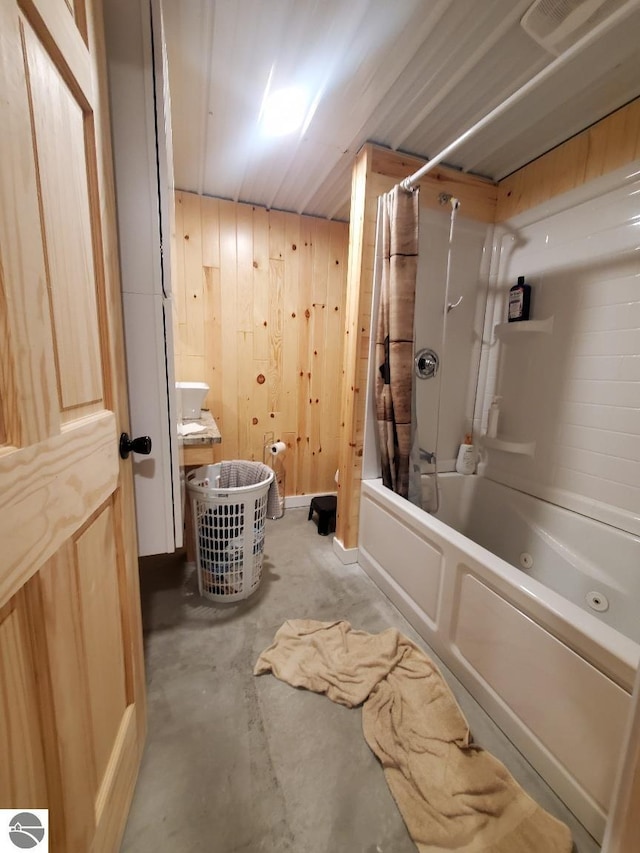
[401,0,640,192]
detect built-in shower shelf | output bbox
[481,436,536,456]
[494,317,554,341]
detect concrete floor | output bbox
[121,508,600,853]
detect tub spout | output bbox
[420,448,436,464]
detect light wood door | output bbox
[0,0,145,850]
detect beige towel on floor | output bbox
[255,619,573,853]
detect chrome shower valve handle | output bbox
[414,348,439,379]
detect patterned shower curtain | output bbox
[375,184,420,500]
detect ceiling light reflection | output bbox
[260,86,309,137]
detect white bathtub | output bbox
[358,474,640,843]
[434,474,640,644]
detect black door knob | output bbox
[119,432,152,460]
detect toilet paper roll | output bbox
[270,441,287,457]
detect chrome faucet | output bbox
[419,448,436,464]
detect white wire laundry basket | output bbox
[186,463,274,602]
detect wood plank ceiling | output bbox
[162,0,640,221]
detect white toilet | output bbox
[176,381,209,420]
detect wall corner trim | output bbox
[333,537,359,565]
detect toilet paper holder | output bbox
[263,432,286,519]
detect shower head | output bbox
[438,192,460,210]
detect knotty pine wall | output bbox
[496,97,640,221]
[173,191,349,496]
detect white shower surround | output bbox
[414,209,492,470]
[359,164,640,843]
[476,160,640,536]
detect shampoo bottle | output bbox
[508,275,531,322]
[455,433,476,475]
[486,396,501,438]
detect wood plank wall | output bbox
[496,98,640,221]
[336,145,497,550]
[173,192,349,496]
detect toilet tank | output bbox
[176,381,209,419]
